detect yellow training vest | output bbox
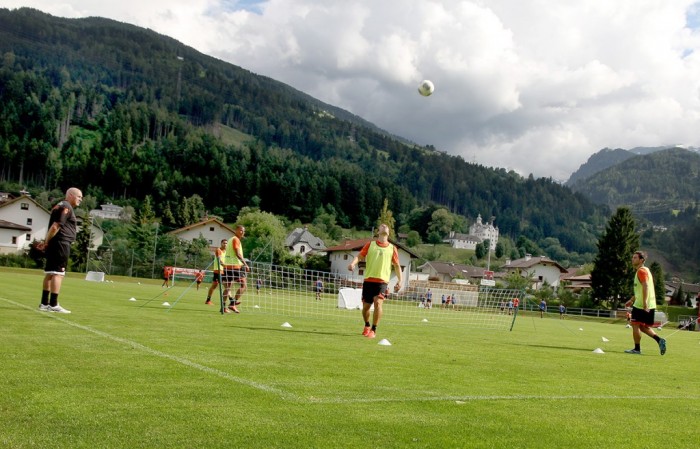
[363,241,394,282]
[223,237,243,267]
[633,266,656,309]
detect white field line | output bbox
[2,297,299,401]
[4,297,700,405]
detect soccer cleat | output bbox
[228,304,240,314]
[365,330,376,339]
[205,300,213,305]
[39,304,50,311]
[222,307,231,314]
[658,338,667,355]
[362,326,371,336]
[624,349,641,355]
[48,305,71,314]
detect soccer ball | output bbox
[418,80,434,97]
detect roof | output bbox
[0,219,31,231]
[167,218,236,236]
[502,255,567,273]
[284,227,326,250]
[0,194,50,214]
[325,238,420,259]
[444,233,482,242]
[665,281,700,295]
[418,261,506,279]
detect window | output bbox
[300,245,306,254]
[12,236,17,244]
[209,227,214,232]
[343,254,348,260]
[21,203,29,210]
[26,234,31,241]
[208,240,213,245]
[26,218,33,226]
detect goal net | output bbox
[85,271,105,282]
[216,261,521,331]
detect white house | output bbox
[168,218,236,250]
[90,203,127,220]
[502,254,568,289]
[0,195,50,254]
[443,232,482,250]
[285,226,326,259]
[416,261,501,284]
[324,238,419,290]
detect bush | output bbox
[0,253,40,269]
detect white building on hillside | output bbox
[285,226,326,259]
[469,214,498,250]
[90,203,127,220]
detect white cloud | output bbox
[3,0,700,179]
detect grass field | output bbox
[1,268,699,449]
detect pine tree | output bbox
[71,222,92,272]
[648,261,666,306]
[376,198,396,239]
[591,207,640,308]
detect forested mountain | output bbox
[566,145,700,187]
[0,7,607,261]
[568,148,700,218]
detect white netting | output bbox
[85,271,105,282]
[212,261,521,331]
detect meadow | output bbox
[1,267,698,449]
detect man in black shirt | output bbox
[38,187,83,313]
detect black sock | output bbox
[634,343,640,351]
[49,293,59,307]
[365,321,370,327]
[371,325,377,331]
[41,290,49,306]
[652,335,660,342]
[206,296,210,302]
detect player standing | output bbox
[347,224,403,339]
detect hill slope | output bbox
[569,148,700,216]
[0,7,606,259]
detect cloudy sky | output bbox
[4,1,700,180]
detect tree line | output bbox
[0,7,609,266]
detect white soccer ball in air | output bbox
[418,80,434,97]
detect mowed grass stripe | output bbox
[0,296,299,400]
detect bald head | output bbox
[66,187,83,207]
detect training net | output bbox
[85,271,105,282]
[209,261,521,331]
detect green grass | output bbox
[1,268,699,448]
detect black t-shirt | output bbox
[48,200,77,243]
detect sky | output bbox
[3,1,700,180]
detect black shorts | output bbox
[45,240,71,275]
[223,267,246,283]
[211,272,221,283]
[631,307,655,326]
[361,282,388,304]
